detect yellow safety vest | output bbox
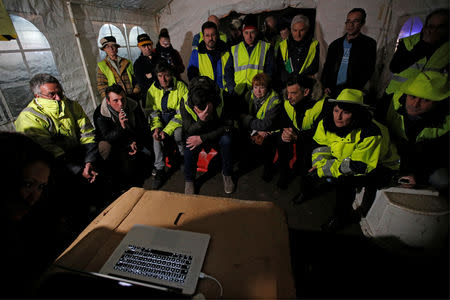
[386,33,449,100]
[279,38,318,74]
[232,40,270,95]
[97,59,134,87]
[198,51,230,90]
[247,89,280,120]
[145,79,188,135]
[283,97,325,131]
[15,97,96,158]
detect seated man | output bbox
[379,71,449,194]
[146,61,187,189]
[239,73,281,181]
[15,73,106,229]
[93,84,153,189]
[277,74,326,191]
[180,76,235,194]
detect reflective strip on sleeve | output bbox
[322,159,335,177]
[339,157,353,175]
[312,155,326,166]
[171,118,182,125]
[80,132,95,138]
[22,107,55,133]
[312,146,331,155]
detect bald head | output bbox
[208,15,220,27]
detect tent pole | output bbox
[66,1,98,110]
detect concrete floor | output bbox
[143,161,449,298]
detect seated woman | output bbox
[180,76,235,194]
[239,73,282,181]
[0,132,68,296]
[307,89,399,232]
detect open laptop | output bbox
[98,224,210,296]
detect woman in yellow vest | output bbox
[239,73,282,182]
[306,89,399,232]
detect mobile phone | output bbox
[398,178,410,184]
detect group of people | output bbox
[4,7,449,258]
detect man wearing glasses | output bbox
[97,35,140,101]
[321,8,376,98]
[15,73,99,184]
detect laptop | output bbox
[98,224,210,296]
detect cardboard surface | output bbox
[55,188,296,298]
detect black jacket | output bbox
[133,51,157,104]
[321,33,376,97]
[93,98,152,152]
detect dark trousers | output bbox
[184,134,233,182]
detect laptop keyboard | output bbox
[113,245,193,284]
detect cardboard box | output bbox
[55,188,296,298]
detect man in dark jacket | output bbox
[133,33,157,107]
[321,8,376,98]
[93,84,153,189]
[187,21,235,93]
[180,76,235,195]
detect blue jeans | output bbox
[184,134,232,181]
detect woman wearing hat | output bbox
[308,89,399,232]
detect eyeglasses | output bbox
[38,90,63,99]
[345,19,361,25]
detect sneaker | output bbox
[151,169,165,190]
[184,181,195,194]
[222,174,235,194]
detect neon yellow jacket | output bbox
[145,79,188,136]
[386,33,449,98]
[15,97,96,159]
[198,51,231,90]
[231,40,270,95]
[279,38,319,74]
[312,119,399,178]
[283,97,326,131]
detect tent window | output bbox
[129,26,146,62]
[98,24,128,60]
[396,16,423,49]
[0,14,59,125]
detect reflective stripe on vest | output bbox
[386,33,449,94]
[22,106,56,134]
[232,41,270,94]
[279,39,318,74]
[97,59,133,86]
[251,90,279,120]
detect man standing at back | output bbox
[231,14,275,96]
[187,21,235,93]
[97,35,140,100]
[276,14,320,88]
[133,33,157,107]
[192,15,228,49]
[321,8,376,98]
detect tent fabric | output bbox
[0,0,448,131]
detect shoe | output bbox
[184,181,195,194]
[151,169,165,190]
[222,174,235,194]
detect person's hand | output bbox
[119,108,128,129]
[145,73,153,79]
[257,131,269,138]
[129,141,138,155]
[194,103,213,122]
[82,162,98,183]
[159,131,166,140]
[153,128,162,141]
[281,128,297,143]
[398,175,416,188]
[186,135,202,150]
[308,165,317,173]
[251,134,265,145]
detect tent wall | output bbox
[159,0,448,94]
[2,0,158,130]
